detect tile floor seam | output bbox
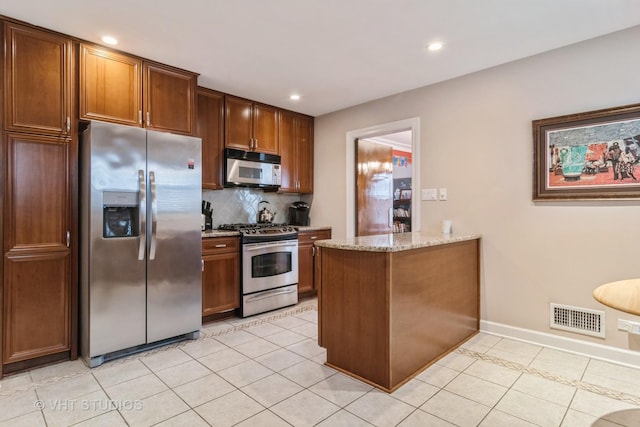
[457,347,640,407]
[4,301,640,427]
[0,303,317,400]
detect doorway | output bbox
[346,118,420,238]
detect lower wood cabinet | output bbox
[2,132,76,375]
[297,229,331,296]
[202,236,240,317]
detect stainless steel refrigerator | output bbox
[80,121,202,368]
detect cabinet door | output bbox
[144,62,197,135]
[296,115,314,193]
[4,22,72,136]
[278,110,296,192]
[79,43,143,127]
[202,252,240,316]
[279,111,313,193]
[297,229,331,295]
[197,88,225,189]
[3,133,72,364]
[225,95,253,151]
[253,103,279,155]
[4,252,70,363]
[297,243,314,294]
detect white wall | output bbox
[312,25,640,352]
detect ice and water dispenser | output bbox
[103,191,139,238]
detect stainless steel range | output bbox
[218,223,298,317]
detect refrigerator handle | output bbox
[138,170,146,261]
[149,170,158,260]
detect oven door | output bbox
[242,240,299,294]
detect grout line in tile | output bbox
[0,303,317,400]
[457,347,640,407]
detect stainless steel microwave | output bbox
[224,148,282,189]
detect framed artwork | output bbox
[533,103,640,200]
[400,189,412,200]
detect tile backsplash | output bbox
[202,188,312,227]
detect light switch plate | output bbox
[421,188,437,201]
[439,188,447,201]
[618,318,640,335]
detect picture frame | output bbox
[533,103,640,200]
[400,189,412,200]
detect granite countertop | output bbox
[202,225,331,238]
[294,225,332,232]
[201,230,241,238]
[314,232,481,252]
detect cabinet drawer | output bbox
[202,237,239,254]
[298,230,331,246]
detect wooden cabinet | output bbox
[79,43,197,135]
[202,236,240,317]
[297,229,331,296]
[279,110,314,193]
[196,87,225,189]
[318,238,480,392]
[3,132,75,372]
[225,95,279,154]
[4,22,73,137]
[79,44,142,127]
[144,62,197,135]
[2,22,77,377]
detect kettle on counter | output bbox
[257,201,276,223]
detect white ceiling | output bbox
[2,1,640,117]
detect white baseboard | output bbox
[480,320,640,369]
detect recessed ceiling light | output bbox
[290,94,301,101]
[427,42,443,52]
[102,36,118,45]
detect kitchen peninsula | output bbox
[315,232,481,392]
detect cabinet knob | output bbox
[146,111,150,126]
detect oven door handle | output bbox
[246,288,297,302]
[244,241,297,251]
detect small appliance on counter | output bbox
[289,201,310,226]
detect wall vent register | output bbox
[550,303,605,338]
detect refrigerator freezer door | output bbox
[145,130,202,343]
[84,122,148,357]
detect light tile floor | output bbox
[1,298,640,426]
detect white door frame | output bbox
[345,117,420,238]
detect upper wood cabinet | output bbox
[79,43,197,135]
[279,110,314,193]
[144,62,197,135]
[225,95,279,154]
[196,87,225,189]
[4,22,73,137]
[79,44,143,127]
